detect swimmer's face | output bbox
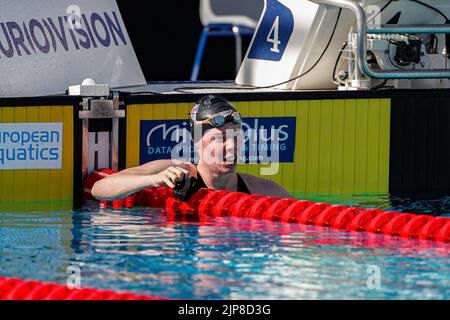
[196,122,244,174]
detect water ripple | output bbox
[0,204,449,300]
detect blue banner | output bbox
[139,117,296,165]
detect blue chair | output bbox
[191,0,264,81]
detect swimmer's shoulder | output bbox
[238,173,294,198]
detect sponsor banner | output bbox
[0,0,145,97]
[0,122,63,169]
[139,117,296,164]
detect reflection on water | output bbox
[0,199,449,299]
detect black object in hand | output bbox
[173,175,202,202]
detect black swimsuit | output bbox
[173,167,250,201]
[194,171,250,194]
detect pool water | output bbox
[0,194,449,300]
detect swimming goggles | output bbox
[194,111,242,127]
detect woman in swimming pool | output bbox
[91,95,292,201]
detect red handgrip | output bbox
[230,195,264,217]
[382,213,416,236]
[198,190,231,216]
[435,221,450,242]
[134,188,156,207]
[400,215,435,238]
[165,198,195,212]
[332,207,364,229]
[366,211,399,233]
[186,189,214,210]
[0,277,165,300]
[419,217,449,240]
[262,198,297,221]
[347,209,383,232]
[212,192,247,217]
[248,197,281,219]
[279,200,314,223]
[314,205,347,227]
[151,187,175,208]
[296,203,332,225]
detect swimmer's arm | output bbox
[91,174,163,201]
[91,160,194,201]
[115,160,194,176]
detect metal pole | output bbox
[312,0,450,79]
[232,25,243,76]
[351,33,361,81]
[111,92,119,171]
[347,32,355,80]
[81,98,89,181]
[191,26,210,81]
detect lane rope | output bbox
[84,170,450,242]
[0,276,166,300]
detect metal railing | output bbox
[311,0,450,79]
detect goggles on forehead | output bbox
[195,111,242,127]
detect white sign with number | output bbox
[236,0,353,90]
[0,0,146,97]
[236,0,321,89]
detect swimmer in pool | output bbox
[91,95,293,201]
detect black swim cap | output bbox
[189,95,238,141]
[189,95,237,127]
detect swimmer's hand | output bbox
[156,167,189,189]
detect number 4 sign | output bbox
[248,0,294,61]
[268,16,281,53]
[236,0,327,89]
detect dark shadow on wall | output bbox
[116,0,252,81]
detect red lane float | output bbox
[0,277,166,300]
[84,170,450,242]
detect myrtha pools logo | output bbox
[0,123,63,170]
[139,117,296,167]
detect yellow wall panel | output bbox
[126,98,391,196]
[0,105,74,211]
[126,105,141,168]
